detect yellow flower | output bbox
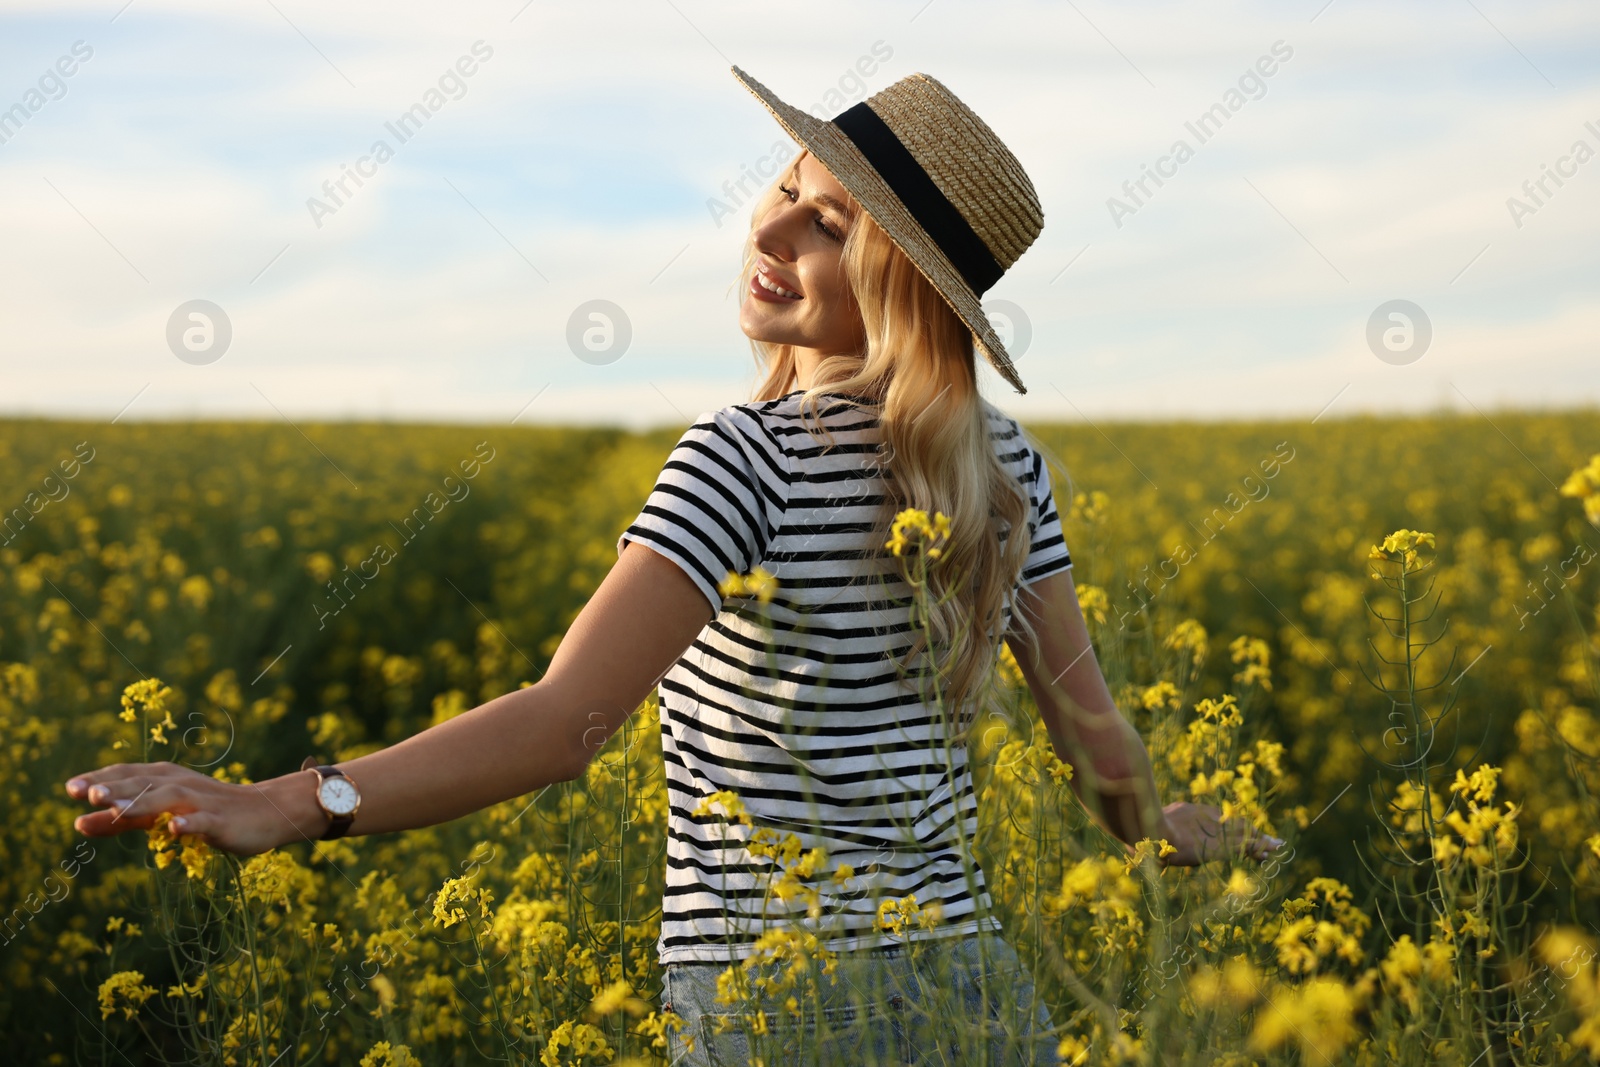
[148,711,178,745]
[369,974,396,1016]
[718,565,778,604]
[718,927,839,1010]
[360,1040,423,1067]
[747,827,805,869]
[1076,584,1109,625]
[1271,878,1371,975]
[1046,855,1146,945]
[1126,837,1174,870]
[692,790,753,827]
[876,894,938,938]
[590,978,648,1017]
[239,850,313,911]
[1368,528,1436,569]
[1249,977,1364,1061]
[1223,868,1256,897]
[540,1021,613,1065]
[1229,634,1273,691]
[638,1010,693,1053]
[1163,619,1209,669]
[1559,453,1600,523]
[1379,934,1456,1013]
[305,551,336,583]
[165,973,207,1000]
[996,642,1025,687]
[119,677,174,724]
[885,507,951,560]
[1389,779,1445,835]
[177,573,212,611]
[1057,1034,1092,1066]
[1141,680,1182,712]
[1433,763,1520,868]
[1069,489,1110,525]
[147,811,213,881]
[1536,926,1596,973]
[98,970,158,1020]
[1189,956,1261,1009]
[105,915,142,938]
[1534,927,1600,1055]
[1431,834,1462,867]
[433,875,494,928]
[1107,1032,1144,1064]
[1048,756,1075,784]
[1449,763,1501,804]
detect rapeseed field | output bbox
[2,410,1597,1065]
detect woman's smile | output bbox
[750,262,804,302]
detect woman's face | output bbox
[739,152,867,361]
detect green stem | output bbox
[231,855,272,1067]
[464,910,518,1065]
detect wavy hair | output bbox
[735,150,1040,738]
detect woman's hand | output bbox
[65,761,321,856]
[1156,801,1285,866]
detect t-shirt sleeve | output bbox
[617,406,785,618]
[1015,426,1073,586]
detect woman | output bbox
[65,67,1282,1064]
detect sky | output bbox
[0,0,1595,430]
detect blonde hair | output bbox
[737,150,1039,737]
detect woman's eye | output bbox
[780,183,841,242]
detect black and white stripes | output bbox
[617,390,1072,964]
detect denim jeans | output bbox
[660,928,1058,1066]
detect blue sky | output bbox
[1,0,1596,429]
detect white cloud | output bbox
[0,0,1595,424]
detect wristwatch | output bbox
[300,756,361,840]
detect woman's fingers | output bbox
[167,808,216,838]
[66,764,298,855]
[72,781,201,837]
[1231,815,1286,861]
[115,781,200,821]
[1219,816,1279,854]
[66,760,189,803]
[1158,801,1288,866]
[65,762,139,801]
[1232,823,1285,863]
[74,805,159,836]
[1198,811,1284,863]
[83,774,160,807]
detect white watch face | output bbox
[319,775,359,815]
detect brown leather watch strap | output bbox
[300,756,357,841]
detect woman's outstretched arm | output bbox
[1004,567,1283,866]
[63,542,713,855]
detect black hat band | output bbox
[831,101,1005,297]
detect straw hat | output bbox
[731,65,1043,395]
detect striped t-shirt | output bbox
[616,388,1073,965]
